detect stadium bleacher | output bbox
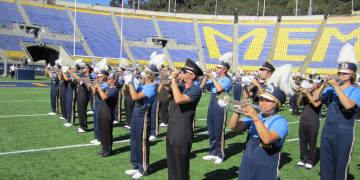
[0,1,23,26]
[129,46,163,61]
[198,23,234,64]
[168,49,198,62]
[76,12,122,58]
[119,16,157,42]
[23,5,73,34]
[158,20,195,45]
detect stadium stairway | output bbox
[111,12,135,61]
[193,19,206,70]
[65,6,94,56]
[267,20,281,64]
[232,22,239,71]
[300,19,327,74]
[152,17,175,68]
[16,2,32,25]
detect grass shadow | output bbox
[202,165,239,180]
[111,145,130,155]
[147,158,167,175]
[279,152,293,169]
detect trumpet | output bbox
[80,78,102,87]
[217,94,252,114]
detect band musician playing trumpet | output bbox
[228,85,289,180]
[166,59,203,180]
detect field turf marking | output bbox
[0,131,299,156]
[0,100,49,103]
[0,114,49,118]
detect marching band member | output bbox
[113,68,124,125]
[123,80,135,130]
[296,77,323,169]
[232,71,242,101]
[58,65,68,121]
[166,59,203,180]
[158,67,172,127]
[243,62,275,105]
[90,70,108,145]
[319,44,360,180]
[200,59,232,164]
[228,84,288,180]
[69,63,93,133]
[45,64,59,115]
[149,82,159,142]
[125,65,157,179]
[94,72,118,157]
[63,65,80,127]
[149,53,166,142]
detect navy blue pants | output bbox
[59,81,67,119]
[150,97,159,136]
[207,94,227,159]
[233,83,242,101]
[320,125,354,180]
[239,138,281,180]
[114,89,122,122]
[130,105,150,174]
[50,81,58,113]
[65,83,76,123]
[93,103,101,140]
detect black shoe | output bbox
[101,152,112,157]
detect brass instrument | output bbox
[217,93,251,114]
[159,68,172,85]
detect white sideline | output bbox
[0,114,49,118]
[0,100,49,103]
[0,130,299,156]
[0,139,130,156]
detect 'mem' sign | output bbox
[202,25,360,64]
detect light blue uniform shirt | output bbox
[242,114,288,147]
[136,83,157,106]
[206,76,232,94]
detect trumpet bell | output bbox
[217,94,251,114]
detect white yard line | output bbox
[0,129,300,156]
[0,139,130,156]
[0,114,49,118]
[0,100,49,103]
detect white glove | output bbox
[62,66,69,73]
[124,74,133,85]
[218,99,227,107]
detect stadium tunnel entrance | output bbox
[20,41,60,66]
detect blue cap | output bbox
[260,85,286,106]
[338,62,357,73]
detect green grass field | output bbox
[0,86,359,179]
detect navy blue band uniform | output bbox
[150,83,159,137]
[123,84,135,127]
[76,74,93,130]
[319,85,360,180]
[166,84,202,180]
[298,89,322,166]
[130,83,157,174]
[98,84,118,156]
[205,76,232,159]
[65,73,77,124]
[158,85,172,126]
[59,73,68,120]
[49,69,59,113]
[239,114,288,180]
